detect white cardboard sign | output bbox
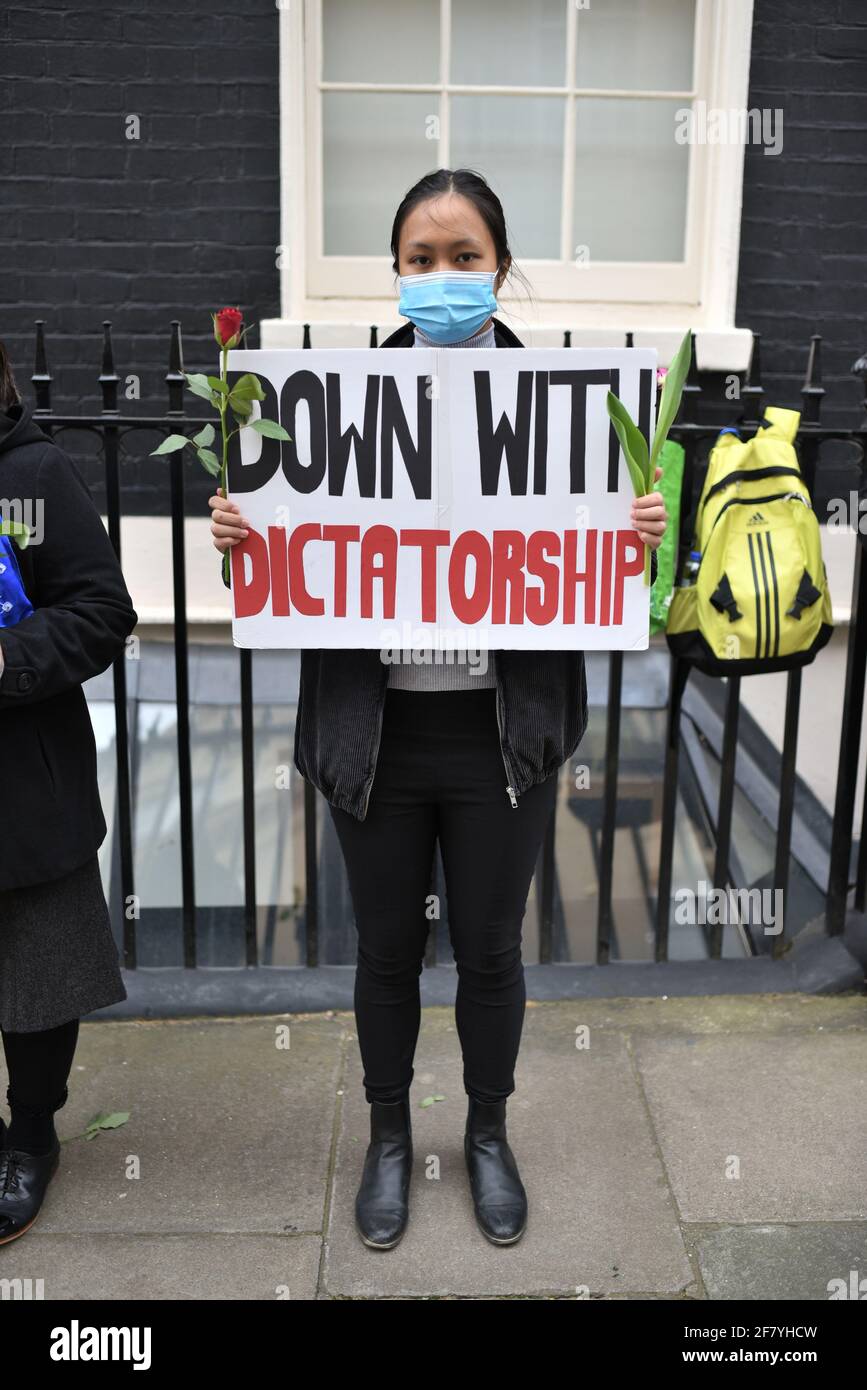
[225,347,657,651]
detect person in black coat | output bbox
[209,168,668,1251]
[0,340,138,1243]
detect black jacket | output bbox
[292,316,600,820]
[0,400,138,890]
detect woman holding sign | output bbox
[209,169,667,1251]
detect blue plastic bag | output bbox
[0,534,34,627]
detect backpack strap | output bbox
[786,569,822,619]
[709,572,744,622]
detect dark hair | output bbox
[0,341,20,411]
[389,167,534,305]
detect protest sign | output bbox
[225,347,657,652]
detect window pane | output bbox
[323,92,440,255]
[572,98,689,261]
[451,0,567,87]
[575,0,696,92]
[450,95,563,259]
[322,0,439,84]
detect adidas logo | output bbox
[746,511,766,524]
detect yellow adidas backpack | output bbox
[666,406,833,675]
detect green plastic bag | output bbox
[649,437,685,635]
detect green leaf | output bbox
[206,376,229,394]
[193,423,216,448]
[247,417,291,440]
[230,372,266,402]
[196,447,221,476]
[650,328,693,471]
[83,1110,130,1141]
[185,378,220,406]
[231,411,251,429]
[150,433,191,456]
[608,390,649,486]
[228,392,252,417]
[606,391,648,497]
[184,372,219,401]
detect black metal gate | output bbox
[18,320,867,1011]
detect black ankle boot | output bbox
[464,1097,527,1245]
[0,1136,61,1245]
[354,1095,413,1250]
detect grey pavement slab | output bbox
[25,1016,346,1236]
[632,1029,867,1222]
[1,995,865,1299]
[693,1223,867,1301]
[323,1006,692,1298]
[0,1234,321,1301]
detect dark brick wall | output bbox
[1,0,865,513]
[0,0,281,511]
[733,0,867,508]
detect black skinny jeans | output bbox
[329,687,558,1106]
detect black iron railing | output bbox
[20,319,867,983]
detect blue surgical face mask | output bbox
[397,269,498,344]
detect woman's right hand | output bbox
[208,487,250,553]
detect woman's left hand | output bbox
[630,465,667,550]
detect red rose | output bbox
[213,307,243,348]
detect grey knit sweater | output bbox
[387,317,497,691]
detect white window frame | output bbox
[274,0,756,365]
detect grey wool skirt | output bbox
[0,854,127,1033]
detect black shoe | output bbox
[354,1095,413,1250]
[0,1135,61,1245]
[464,1097,527,1245]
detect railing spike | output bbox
[801,333,825,424]
[741,331,765,424]
[805,332,823,386]
[32,319,52,415]
[625,330,634,348]
[747,331,763,386]
[850,349,867,421]
[369,324,378,347]
[302,322,311,349]
[564,329,572,347]
[166,320,185,416]
[99,320,119,415]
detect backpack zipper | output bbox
[701,465,805,509]
[704,490,810,547]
